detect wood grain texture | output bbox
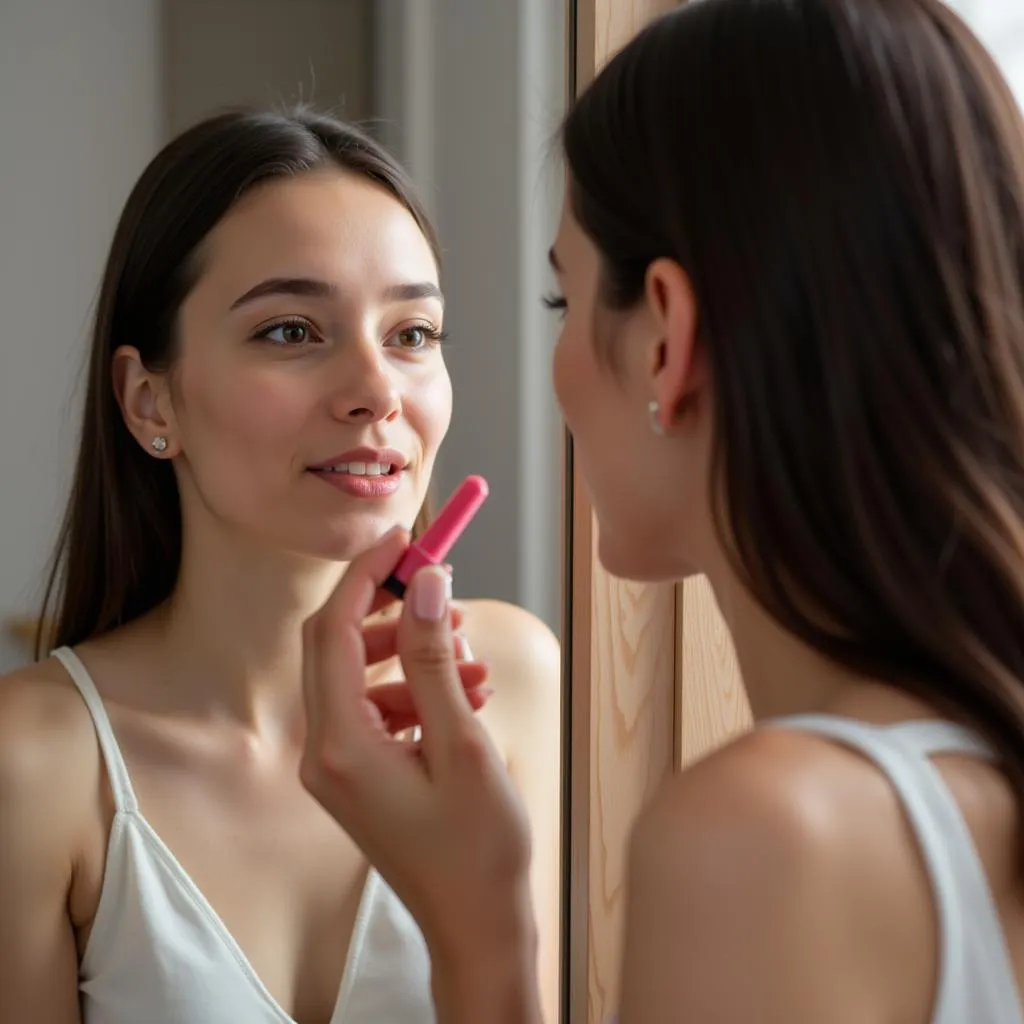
[675,576,751,769]
[567,6,685,1024]
[569,477,678,1024]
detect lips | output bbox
[307,446,409,499]
[307,447,409,476]
[317,461,396,477]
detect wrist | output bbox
[431,938,541,1024]
[428,885,542,1024]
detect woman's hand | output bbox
[361,601,492,735]
[299,528,542,1022]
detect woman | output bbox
[0,109,561,1023]
[300,1,1024,1021]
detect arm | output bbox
[617,734,882,1024]
[465,601,562,1024]
[0,669,89,1023]
[430,887,543,1024]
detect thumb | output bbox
[397,565,478,762]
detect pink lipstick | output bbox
[382,475,489,599]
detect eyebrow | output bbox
[229,276,444,310]
[383,281,444,305]
[230,277,334,309]
[548,247,563,273]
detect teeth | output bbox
[323,462,392,476]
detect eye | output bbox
[254,318,321,346]
[387,323,448,352]
[542,293,567,318]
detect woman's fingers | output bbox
[364,562,454,617]
[300,528,412,783]
[370,663,491,719]
[363,606,466,665]
[396,567,490,771]
[381,687,493,737]
[300,540,535,975]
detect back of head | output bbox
[563,0,1024,790]
[40,107,438,656]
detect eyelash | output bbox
[542,293,567,314]
[392,323,449,351]
[252,317,449,351]
[254,317,323,346]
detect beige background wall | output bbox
[163,0,372,136]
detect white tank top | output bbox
[765,714,1024,1024]
[54,646,437,1024]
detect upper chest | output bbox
[73,708,370,1024]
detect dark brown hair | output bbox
[38,107,439,657]
[564,0,1024,793]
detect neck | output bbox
[709,566,860,722]
[146,522,348,730]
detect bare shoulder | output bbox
[455,599,560,762]
[0,656,100,832]
[632,728,857,883]
[455,598,560,691]
[0,657,102,1019]
[621,728,923,1022]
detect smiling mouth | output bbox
[314,462,400,477]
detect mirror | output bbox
[0,2,568,1021]
[563,3,1024,1024]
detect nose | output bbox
[328,339,401,425]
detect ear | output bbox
[112,345,179,458]
[643,258,703,432]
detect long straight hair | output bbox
[37,108,439,658]
[563,0,1024,801]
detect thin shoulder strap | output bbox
[885,719,997,760]
[766,714,1024,1024]
[53,646,139,814]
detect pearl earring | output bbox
[647,400,665,436]
[150,436,168,453]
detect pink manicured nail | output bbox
[411,566,451,621]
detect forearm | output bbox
[431,944,544,1024]
[428,894,544,1024]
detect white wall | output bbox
[162,0,372,137]
[0,0,164,671]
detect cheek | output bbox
[554,321,652,551]
[404,367,453,455]
[552,317,596,434]
[551,326,576,426]
[176,363,310,466]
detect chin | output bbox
[595,530,697,585]
[303,515,411,563]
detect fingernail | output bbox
[460,637,475,661]
[412,566,451,621]
[469,687,494,710]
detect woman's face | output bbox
[125,169,451,561]
[549,191,715,582]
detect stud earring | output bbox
[647,400,665,436]
[150,436,168,454]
